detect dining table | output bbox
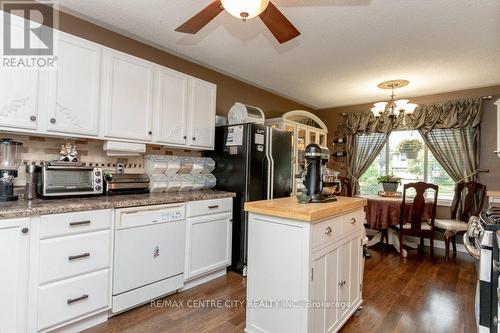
[357,194,435,257]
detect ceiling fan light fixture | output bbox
[221,0,270,20]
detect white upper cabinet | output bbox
[103,50,154,142]
[0,69,40,131]
[0,14,40,131]
[188,78,217,149]
[154,67,189,145]
[47,32,101,136]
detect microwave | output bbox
[36,165,103,197]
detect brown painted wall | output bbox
[314,85,500,218]
[49,8,310,118]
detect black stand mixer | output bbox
[303,143,338,203]
[0,139,23,202]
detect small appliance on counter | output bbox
[0,138,23,202]
[104,172,150,195]
[301,144,337,203]
[36,162,104,198]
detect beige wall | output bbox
[53,8,310,118]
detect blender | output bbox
[0,138,23,202]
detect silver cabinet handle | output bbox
[338,280,346,287]
[50,118,56,124]
[30,115,36,121]
[208,205,219,209]
[67,294,88,304]
[68,253,90,261]
[69,220,91,227]
[350,218,357,225]
[21,227,29,234]
[325,226,332,235]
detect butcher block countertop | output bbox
[0,190,235,219]
[488,191,500,197]
[244,196,367,222]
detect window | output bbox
[359,130,455,201]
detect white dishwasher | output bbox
[112,203,185,314]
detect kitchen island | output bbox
[244,196,368,333]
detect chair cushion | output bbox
[402,222,432,230]
[393,222,432,230]
[434,219,468,232]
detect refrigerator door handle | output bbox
[269,129,275,199]
[265,127,272,200]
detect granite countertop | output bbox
[244,196,367,222]
[0,190,235,219]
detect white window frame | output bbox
[371,129,453,207]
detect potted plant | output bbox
[396,139,424,159]
[377,175,401,193]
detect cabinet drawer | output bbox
[40,209,112,239]
[312,216,343,249]
[37,269,110,331]
[186,198,232,218]
[342,209,365,235]
[39,230,111,284]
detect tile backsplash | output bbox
[1,133,201,186]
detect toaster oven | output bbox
[36,165,103,197]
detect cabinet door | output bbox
[0,13,40,131]
[155,67,189,145]
[0,218,30,333]
[188,78,216,149]
[338,240,351,320]
[349,235,362,307]
[311,245,340,333]
[47,32,101,136]
[104,50,154,141]
[185,212,232,280]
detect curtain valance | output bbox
[405,97,483,133]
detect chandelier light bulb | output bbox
[394,99,409,111]
[221,0,270,20]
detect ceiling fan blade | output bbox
[259,2,300,44]
[175,0,224,34]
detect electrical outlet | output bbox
[116,163,125,173]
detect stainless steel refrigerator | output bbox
[205,123,292,274]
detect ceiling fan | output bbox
[175,0,300,44]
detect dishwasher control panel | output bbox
[115,204,186,229]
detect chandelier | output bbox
[370,80,418,117]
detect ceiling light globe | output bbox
[221,0,270,20]
[405,103,418,114]
[371,107,380,117]
[374,102,388,112]
[394,99,409,111]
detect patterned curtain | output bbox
[405,98,483,183]
[344,112,396,194]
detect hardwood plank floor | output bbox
[84,245,477,333]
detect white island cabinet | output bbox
[244,196,367,333]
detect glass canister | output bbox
[25,164,37,200]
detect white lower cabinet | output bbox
[184,198,233,286]
[0,218,31,333]
[311,234,363,333]
[246,208,366,333]
[35,210,112,332]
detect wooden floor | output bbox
[84,245,477,333]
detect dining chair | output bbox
[338,176,353,197]
[391,182,439,260]
[435,181,486,262]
